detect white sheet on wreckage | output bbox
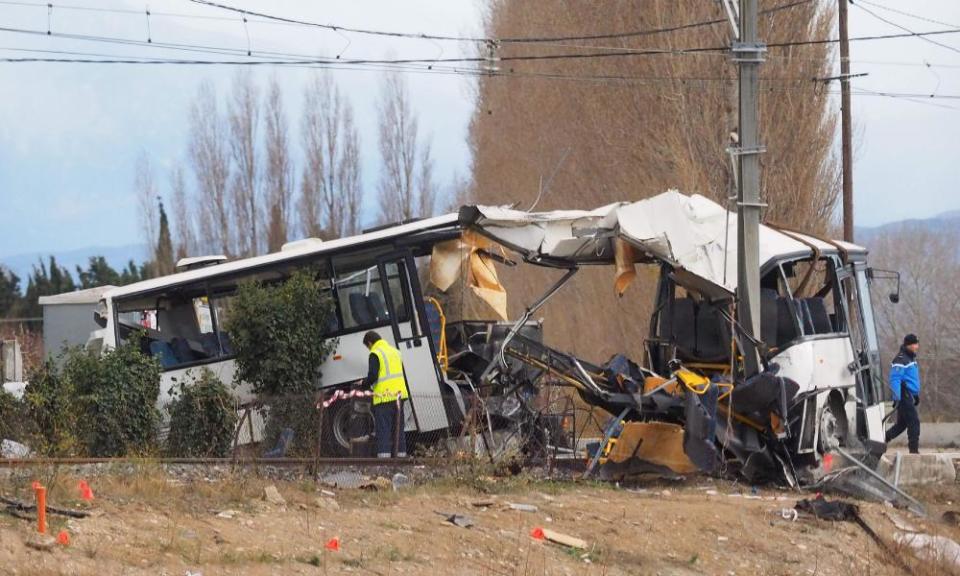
[467,190,841,298]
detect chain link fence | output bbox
[225,388,586,467]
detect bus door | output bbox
[375,251,449,433]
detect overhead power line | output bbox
[2,21,960,68]
[851,0,960,56]
[184,0,814,44]
[852,0,960,29]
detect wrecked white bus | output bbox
[89,214,474,455]
[85,190,896,484]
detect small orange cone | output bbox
[530,527,545,541]
[57,530,70,546]
[822,453,834,473]
[78,480,94,501]
[324,537,340,552]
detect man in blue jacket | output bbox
[885,333,921,454]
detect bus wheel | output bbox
[322,400,372,457]
[818,398,848,455]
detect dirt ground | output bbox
[1,463,959,576]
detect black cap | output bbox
[903,333,919,346]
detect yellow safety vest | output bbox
[370,339,410,405]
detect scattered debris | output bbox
[1,439,31,458]
[392,473,411,491]
[883,510,918,532]
[216,509,241,519]
[779,508,798,522]
[895,531,960,569]
[320,489,336,497]
[315,497,340,512]
[25,534,57,552]
[540,528,587,550]
[435,511,474,528]
[506,502,538,512]
[263,485,286,506]
[471,500,496,508]
[320,471,364,489]
[0,495,90,519]
[795,496,859,521]
[942,510,960,527]
[360,477,392,491]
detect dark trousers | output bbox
[886,386,920,453]
[373,400,407,458]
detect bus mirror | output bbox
[867,268,901,305]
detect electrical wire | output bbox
[853,0,960,29]
[851,0,960,56]
[184,0,814,45]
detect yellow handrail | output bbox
[426,297,448,373]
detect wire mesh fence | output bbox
[226,389,585,467]
[0,384,600,471]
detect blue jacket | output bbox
[889,347,920,402]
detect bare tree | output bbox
[134,150,158,262]
[264,77,293,252]
[376,71,434,224]
[228,71,260,256]
[300,71,364,239]
[189,80,232,256]
[169,165,195,260]
[468,0,839,360]
[338,104,363,235]
[870,225,960,418]
[417,142,437,217]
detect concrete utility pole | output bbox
[734,0,765,377]
[839,0,854,242]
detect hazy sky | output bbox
[0,0,958,260]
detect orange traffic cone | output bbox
[324,537,340,552]
[78,480,94,501]
[530,527,545,541]
[57,530,70,546]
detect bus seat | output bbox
[800,298,832,335]
[671,298,698,360]
[170,337,199,364]
[760,288,778,348]
[149,341,178,368]
[349,293,375,325]
[696,302,730,362]
[368,292,388,322]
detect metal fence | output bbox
[227,389,586,466]
[0,385,610,469]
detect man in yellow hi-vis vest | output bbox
[361,331,410,458]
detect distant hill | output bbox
[856,210,960,246]
[0,243,147,287]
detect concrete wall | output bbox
[887,422,960,449]
[43,303,98,360]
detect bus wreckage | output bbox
[87,190,894,487]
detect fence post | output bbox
[314,391,327,475]
[393,393,401,458]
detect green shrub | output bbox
[23,339,161,457]
[74,339,161,456]
[226,269,337,455]
[24,355,80,456]
[0,388,39,450]
[166,368,238,457]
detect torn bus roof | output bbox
[461,190,866,298]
